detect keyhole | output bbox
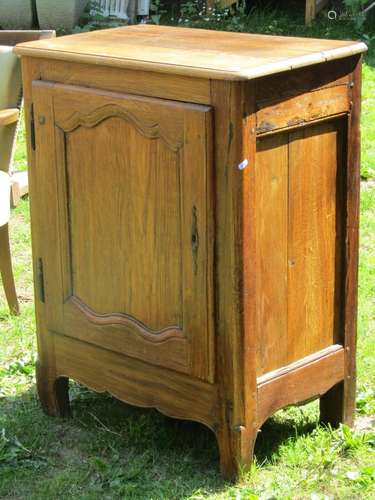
[191,206,199,275]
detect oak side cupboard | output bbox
[15,25,366,479]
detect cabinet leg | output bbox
[36,361,70,417]
[320,380,355,428]
[216,424,258,480]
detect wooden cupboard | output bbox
[206,0,329,24]
[15,25,366,479]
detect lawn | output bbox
[1,7,375,500]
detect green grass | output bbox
[362,65,375,179]
[1,9,375,498]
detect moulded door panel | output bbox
[32,80,214,382]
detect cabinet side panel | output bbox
[255,120,345,376]
[287,122,342,361]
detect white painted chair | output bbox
[0,31,54,314]
[0,45,19,314]
[0,171,17,314]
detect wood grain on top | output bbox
[14,24,367,80]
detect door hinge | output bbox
[37,257,45,303]
[30,104,36,151]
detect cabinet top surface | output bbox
[15,24,366,80]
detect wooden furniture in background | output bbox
[207,1,331,24]
[16,25,366,479]
[306,0,330,24]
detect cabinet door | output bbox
[32,81,214,382]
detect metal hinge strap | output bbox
[30,104,36,151]
[37,257,45,303]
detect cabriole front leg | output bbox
[36,360,71,418]
[216,423,258,480]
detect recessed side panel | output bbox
[255,119,345,376]
[287,121,345,362]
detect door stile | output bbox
[183,107,214,382]
[53,124,76,305]
[32,81,65,334]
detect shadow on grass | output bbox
[0,381,320,499]
[255,409,318,464]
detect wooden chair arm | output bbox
[0,108,19,126]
